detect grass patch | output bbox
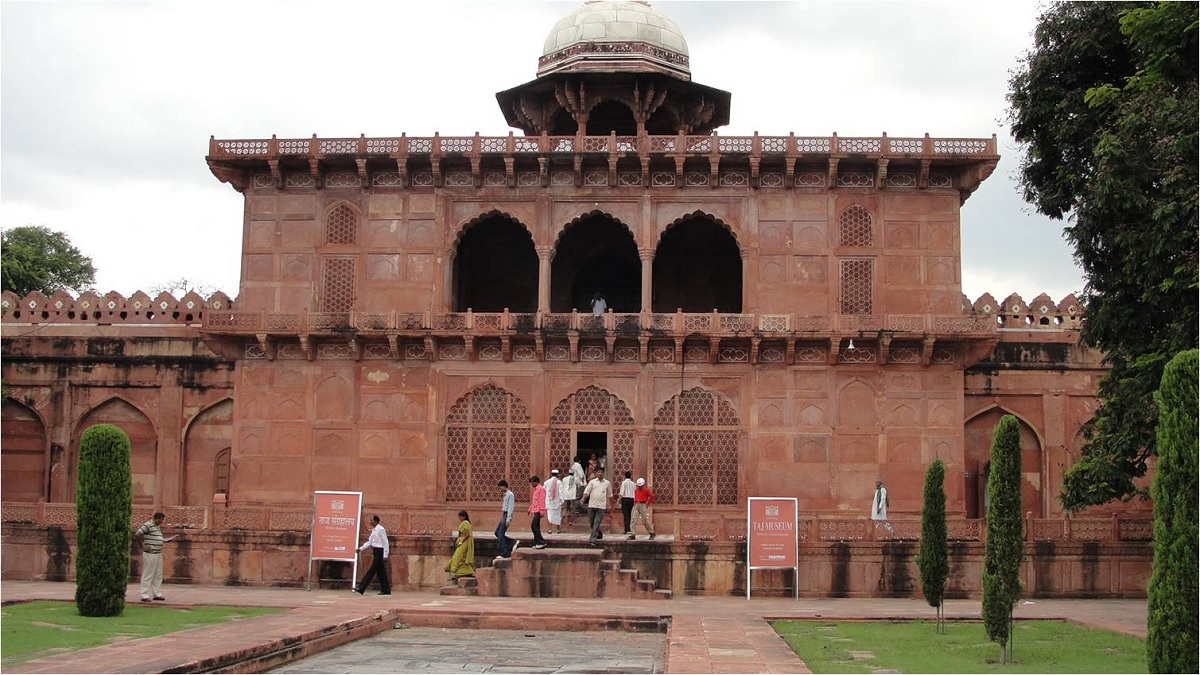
[1,600,280,666]
[772,619,1146,673]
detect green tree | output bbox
[74,424,132,617]
[982,415,1023,664]
[1,225,97,297]
[915,459,949,633]
[1146,349,1199,673]
[1007,1,1199,510]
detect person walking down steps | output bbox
[528,475,548,548]
[631,477,656,540]
[494,480,519,558]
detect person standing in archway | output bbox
[590,291,607,315]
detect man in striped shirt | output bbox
[134,512,170,602]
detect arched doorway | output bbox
[182,399,233,505]
[551,213,641,313]
[964,408,1043,518]
[444,384,532,503]
[75,398,157,504]
[548,386,635,480]
[651,387,740,505]
[1,399,47,502]
[653,214,742,312]
[452,213,538,312]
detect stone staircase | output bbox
[440,546,671,600]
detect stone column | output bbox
[639,248,654,313]
[537,246,553,314]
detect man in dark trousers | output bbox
[353,515,390,595]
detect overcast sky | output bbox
[0,0,1085,305]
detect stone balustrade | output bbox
[2,501,1150,544]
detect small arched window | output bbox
[326,204,358,245]
[213,447,231,495]
[839,204,873,247]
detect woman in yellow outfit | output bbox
[446,510,475,579]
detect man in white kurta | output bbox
[870,480,889,520]
[544,469,564,533]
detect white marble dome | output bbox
[539,1,690,77]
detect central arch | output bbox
[548,386,635,479]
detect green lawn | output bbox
[772,619,1146,673]
[1,600,280,666]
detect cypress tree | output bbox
[915,459,948,633]
[1146,349,1198,673]
[982,414,1023,664]
[74,424,132,617]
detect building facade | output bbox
[1,2,1150,596]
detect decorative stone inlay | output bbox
[439,344,466,360]
[479,342,503,360]
[795,172,825,187]
[719,172,748,186]
[440,137,473,153]
[408,138,433,152]
[583,170,607,186]
[411,172,434,186]
[372,172,402,186]
[617,171,641,186]
[366,138,399,153]
[934,138,989,154]
[325,172,360,188]
[840,137,881,153]
[483,172,507,186]
[761,347,784,362]
[795,347,825,362]
[651,346,673,362]
[759,172,784,187]
[837,172,874,187]
[932,348,955,363]
[279,344,304,359]
[365,344,392,359]
[286,174,315,188]
[929,173,952,188]
[796,137,832,152]
[684,171,708,186]
[319,139,356,154]
[318,344,353,359]
[218,140,269,155]
[651,171,675,186]
[684,345,707,362]
[839,346,875,363]
[580,345,605,361]
[761,137,788,152]
[445,172,472,187]
[245,344,266,359]
[718,347,748,362]
[512,345,536,361]
[718,137,752,152]
[886,172,917,187]
[546,345,569,361]
[890,347,920,363]
[404,344,426,360]
[252,173,277,188]
[614,346,638,362]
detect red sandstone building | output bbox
[1,2,1149,597]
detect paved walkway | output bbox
[1,581,1147,674]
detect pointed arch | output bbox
[963,404,1044,518]
[653,211,743,312]
[585,99,638,136]
[651,387,740,506]
[2,399,48,502]
[837,379,878,427]
[182,399,233,505]
[551,211,641,312]
[324,200,360,245]
[452,211,538,312]
[548,386,636,478]
[444,384,532,503]
[75,397,157,504]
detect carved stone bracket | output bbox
[256,333,275,360]
[298,335,314,361]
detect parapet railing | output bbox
[2,501,1151,544]
[201,309,997,337]
[1,290,1083,332]
[208,132,997,163]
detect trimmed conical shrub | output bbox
[74,424,132,617]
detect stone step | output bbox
[652,588,673,599]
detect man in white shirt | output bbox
[582,469,613,547]
[618,470,636,536]
[590,292,607,316]
[569,458,587,514]
[353,515,390,595]
[871,480,889,521]
[544,469,564,534]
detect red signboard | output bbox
[310,491,362,561]
[747,497,798,568]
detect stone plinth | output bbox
[463,547,670,599]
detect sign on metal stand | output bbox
[307,491,363,591]
[746,497,798,599]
